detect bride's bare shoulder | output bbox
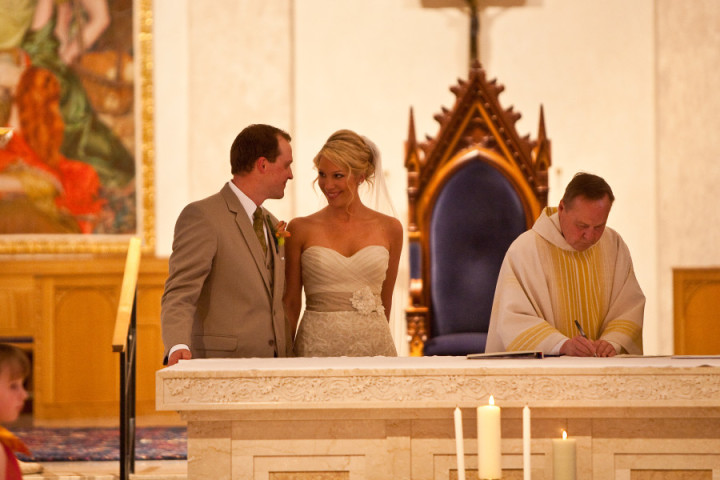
[371,210,402,232]
[288,210,327,232]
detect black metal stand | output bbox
[119,292,137,480]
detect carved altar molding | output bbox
[158,363,720,410]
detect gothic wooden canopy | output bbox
[405,61,551,230]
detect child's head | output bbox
[0,344,30,423]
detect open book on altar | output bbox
[467,350,545,359]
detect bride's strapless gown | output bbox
[293,245,398,357]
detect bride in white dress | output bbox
[283,130,402,357]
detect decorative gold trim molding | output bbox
[138,0,155,255]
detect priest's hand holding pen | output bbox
[575,320,618,357]
[559,320,617,357]
[574,320,597,357]
[559,320,598,356]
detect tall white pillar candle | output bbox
[523,405,531,480]
[454,407,466,480]
[477,396,502,479]
[552,431,576,480]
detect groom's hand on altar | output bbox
[560,335,597,357]
[168,348,192,366]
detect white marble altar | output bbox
[156,356,720,480]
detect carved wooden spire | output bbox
[404,62,551,232]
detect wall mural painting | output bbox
[0,0,154,253]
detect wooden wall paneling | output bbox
[0,275,37,338]
[673,268,720,355]
[50,275,120,418]
[35,275,58,419]
[0,256,169,420]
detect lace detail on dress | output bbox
[351,286,384,315]
[294,310,397,357]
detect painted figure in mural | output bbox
[0,0,135,234]
[0,67,104,233]
[284,129,402,357]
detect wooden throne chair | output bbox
[405,62,551,356]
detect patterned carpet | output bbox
[13,426,187,462]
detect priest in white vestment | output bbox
[485,172,645,357]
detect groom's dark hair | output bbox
[230,124,291,174]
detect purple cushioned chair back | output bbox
[425,159,526,355]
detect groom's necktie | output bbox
[253,207,268,255]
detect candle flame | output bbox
[562,430,568,440]
[488,395,495,406]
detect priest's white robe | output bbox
[485,207,645,355]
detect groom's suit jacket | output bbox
[161,183,290,360]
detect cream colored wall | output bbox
[154,0,294,252]
[154,0,719,355]
[656,0,720,354]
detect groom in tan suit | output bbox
[161,124,294,365]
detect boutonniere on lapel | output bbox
[268,216,291,253]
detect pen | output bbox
[574,320,597,357]
[573,319,587,338]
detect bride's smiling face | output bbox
[317,156,361,206]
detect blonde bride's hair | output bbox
[313,129,377,187]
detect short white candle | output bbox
[454,407,466,480]
[552,430,576,480]
[477,396,502,479]
[523,405,531,480]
